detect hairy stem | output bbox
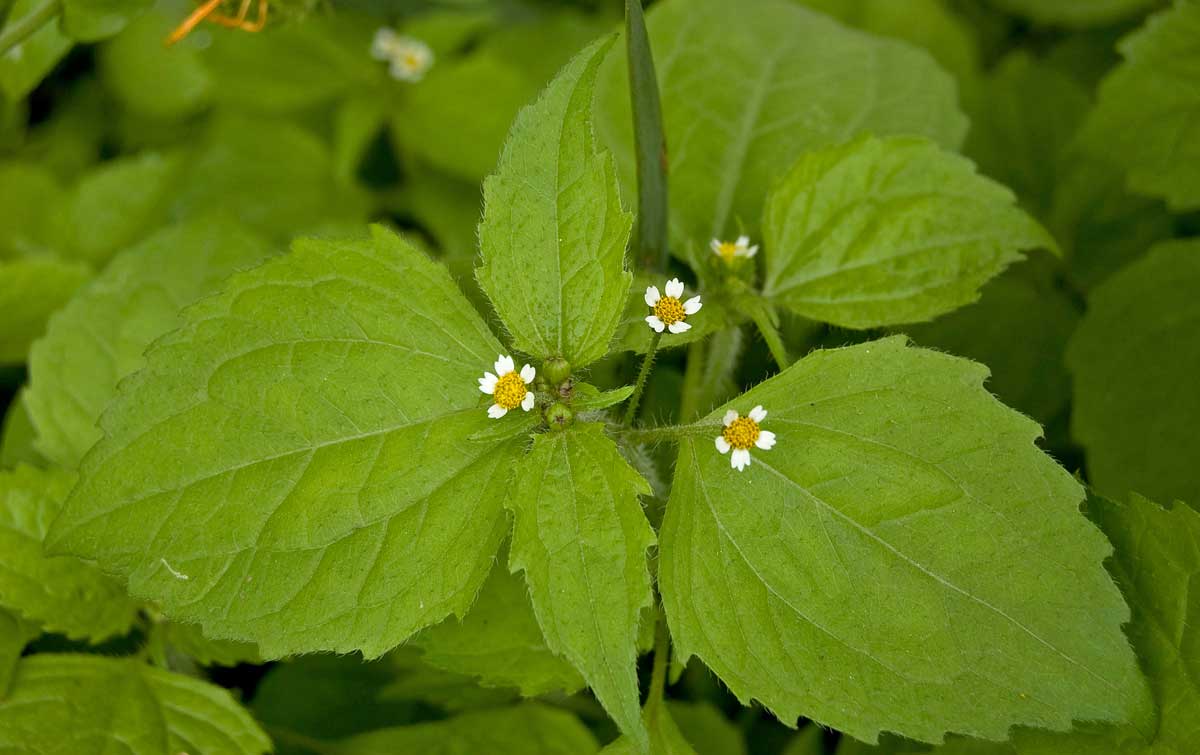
[622,331,661,426]
[751,306,791,370]
[0,0,60,57]
[646,609,671,718]
[678,338,706,422]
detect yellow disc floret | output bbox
[722,416,761,450]
[716,241,739,261]
[653,296,686,326]
[493,372,528,410]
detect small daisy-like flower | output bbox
[645,278,702,334]
[371,28,434,82]
[715,405,776,471]
[710,235,758,263]
[479,355,536,419]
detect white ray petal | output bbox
[487,404,508,419]
[665,278,684,299]
[521,392,536,411]
[520,364,536,383]
[749,405,767,422]
[644,286,661,307]
[715,436,731,454]
[646,315,666,333]
[683,296,702,315]
[731,448,751,471]
[723,410,738,427]
[756,430,776,450]
[668,321,691,334]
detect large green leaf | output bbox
[507,423,655,746]
[27,217,276,469]
[0,257,90,366]
[324,704,599,755]
[761,135,1053,329]
[47,227,522,658]
[62,0,151,41]
[661,336,1148,744]
[1079,2,1200,211]
[99,9,213,120]
[477,38,632,369]
[1067,240,1200,510]
[0,608,37,696]
[0,465,139,641]
[0,162,67,258]
[413,559,585,697]
[0,390,43,469]
[0,654,270,753]
[596,0,967,273]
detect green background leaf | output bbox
[762,135,1053,328]
[1067,240,1200,511]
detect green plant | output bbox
[1,0,1198,753]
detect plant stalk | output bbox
[0,0,60,57]
[646,609,671,718]
[622,331,661,426]
[624,0,669,272]
[751,306,791,370]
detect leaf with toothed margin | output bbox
[46,226,525,659]
[0,654,270,754]
[660,336,1149,744]
[507,423,656,748]
[476,38,633,369]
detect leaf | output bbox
[600,703,696,755]
[901,265,1079,424]
[0,0,72,101]
[661,336,1149,743]
[0,608,37,697]
[1066,240,1200,510]
[0,257,91,365]
[0,465,140,641]
[65,151,185,265]
[253,654,424,744]
[793,0,980,85]
[507,423,655,746]
[1,389,43,470]
[477,38,632,369]
[988,0,1156,27]
[325,703,599,755]
[379,647,519,712]
[761,135,1054,329]
[26,217,276,469]
[962,52,1090,219]
[98,9,213,120]
[173,115,371,239]
[0,162,67,258]
[47,227,520,658]
[596,0,967,273]
[61,0,151,41]
[1079,2,1200,211]
[165,620,262,667]
[0,654,270,753]
[667,701,747,755]
[572,384,636,414]
[412,559,585,697]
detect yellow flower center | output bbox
[717,241,738,261]
[654,296,686,325]
[722,417,760,450]
[403,52,421,69]
[493,372,528,410]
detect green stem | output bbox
[678,339,706,422]
[612,422,710,446]
[622,331,661,426]
[751,307,791,370]
[645,609,671,719]
[624,0,669,272]
[0,0,60,57]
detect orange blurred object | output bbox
[165,0,269,46]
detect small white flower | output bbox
[644,277,702,335]
[714,405,775,471]
[479,354,536,419]
[710,235,758,263]
[372,28,433,82]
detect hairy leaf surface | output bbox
[27,217,275,469]
[49,227,520,658]
[661,337,1148,743]
[477,38,632,368]
[507,423,655,746]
